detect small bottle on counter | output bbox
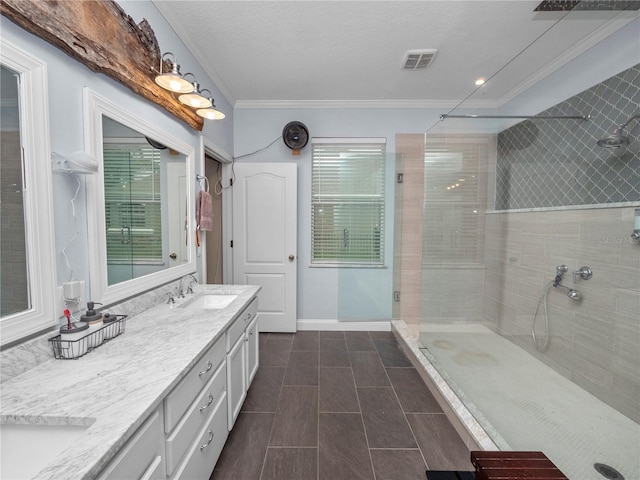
[102,313,121,340]
[81,301,104,349]
[59,321,89,358]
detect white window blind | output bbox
[311,139,386,265]
[103,144,163,264]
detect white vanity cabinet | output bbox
[94,292,260,480]
[97,407,166,480]
[225,297,258,430]
[164,335,228,479]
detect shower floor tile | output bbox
[211,331,474,480]
[420,326,640,480]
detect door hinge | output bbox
[230,240,233,248]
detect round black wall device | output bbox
[282,121,309,151]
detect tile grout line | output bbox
[317,332,320,480]
[380,339,432,473]
[258,335,293,480]
[361,331,379,480]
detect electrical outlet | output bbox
[56,281,85,320]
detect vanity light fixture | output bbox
[153,52,223,121]
[178,78,212,109]
[154,52,194,94]
[196,96,226,120]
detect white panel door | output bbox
[232,163,297,332]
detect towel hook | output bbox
[196,174,210,193]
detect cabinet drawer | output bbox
[170,391,228,480]
[98,408,165,480]
[165,360,226,476]
[225,297,258,352]
[165,336,225,433]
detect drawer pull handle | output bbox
[198,361,213,377]
[200,393,215,412]
[200,430,214,451]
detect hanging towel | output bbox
[196,190,214,231]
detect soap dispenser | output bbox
[81,301,104,348]
[59,311,89,359]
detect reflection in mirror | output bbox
[0,65,29,316]
[85,88,195,307]
[1,39,57,346]
[102,117,188,287]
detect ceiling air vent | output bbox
[402,49,437,70]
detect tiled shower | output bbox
[394,63,640,471]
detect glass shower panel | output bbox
[420,135,492,327]
[336,153,398,321]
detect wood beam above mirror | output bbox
[1,0,204,131]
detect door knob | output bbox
[289,255,295,261]
[169,253,177,260]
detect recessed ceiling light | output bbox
[475,78,486,86]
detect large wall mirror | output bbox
[84,88,196,306]
[0,38,57,346]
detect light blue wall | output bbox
[233,108,441,321]
[0,1,231,302]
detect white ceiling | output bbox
[153,1,639,108]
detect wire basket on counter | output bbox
[49,315,127,360]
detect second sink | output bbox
[180,294,238,310]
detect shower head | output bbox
[597,114,640,148]
[567,289,581,301]
[597,127,629,148]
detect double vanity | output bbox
[0,284,261,480]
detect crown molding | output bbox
[234,98,499,110]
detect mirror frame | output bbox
[0,38,58,346]
[84,88,196,306]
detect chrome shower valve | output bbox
[572,266,592,282]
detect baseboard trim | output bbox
[296,319,391,331]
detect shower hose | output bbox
[531,280,555,352]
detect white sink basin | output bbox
[181,294,238,310]
[0,423,89,479]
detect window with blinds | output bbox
[311,139,386,266]
[103,144,163,264]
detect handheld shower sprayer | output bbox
[532,264,590,352]
[554,283,582,301]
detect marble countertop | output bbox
[0,284,260,480]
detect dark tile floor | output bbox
[210,330,473,480]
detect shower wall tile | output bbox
[496,64,640,209]
[396,134,427,325]
[483,206,640,423]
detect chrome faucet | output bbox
[179,274,198,298]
